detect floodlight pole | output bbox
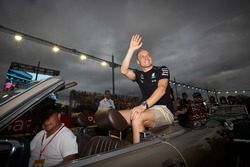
[112,54,115,96]
[174,77,178,100]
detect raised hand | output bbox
[129,34,143,51]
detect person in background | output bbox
[119,34,174,144]
[29,105,78,167]
[3,81,15,92]
[174,92,189,127]
[187,92,208,123]
[98,89,116,110]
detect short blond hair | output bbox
[136,48,149,59]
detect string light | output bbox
[169,80,249,95]
[14,35,22,41]
[1,24,249,95]
[80,54,87,60]
[52,46,60,52]
[213,90,249,95]
[101,61,107,66]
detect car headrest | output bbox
[95,109,128,131]
[71,112,88,127]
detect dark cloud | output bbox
[0,0,250,97]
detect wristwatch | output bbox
[141,101,149,109]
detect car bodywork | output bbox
[0,77,249,167]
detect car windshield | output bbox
[0,81,39,105]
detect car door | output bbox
[0,77,65,167]
[57,138,186,167]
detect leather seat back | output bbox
[78,109,130,158]
[71,112,88,127]
[79,136,130,157]
[95,109,128,131]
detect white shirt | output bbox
[98,98,115,110]
[29,124,78,167]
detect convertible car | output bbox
[0,77,249,167]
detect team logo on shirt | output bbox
[151,73,156,79]
[161,67,169,76]
[151,72,156,82]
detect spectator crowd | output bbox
[69,90,140,112]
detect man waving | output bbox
[120,34,174,144]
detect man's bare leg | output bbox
[119,109,156,144]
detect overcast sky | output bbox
[0,0,250,98]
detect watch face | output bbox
[142,101,148,109]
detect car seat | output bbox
[78,109,130,157]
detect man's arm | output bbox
[60,131,78,163]
[120,34,143,80]
[111,100,116,109]
[145,78,168,108]
[130,78,168,120]
[62,154,76,163]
